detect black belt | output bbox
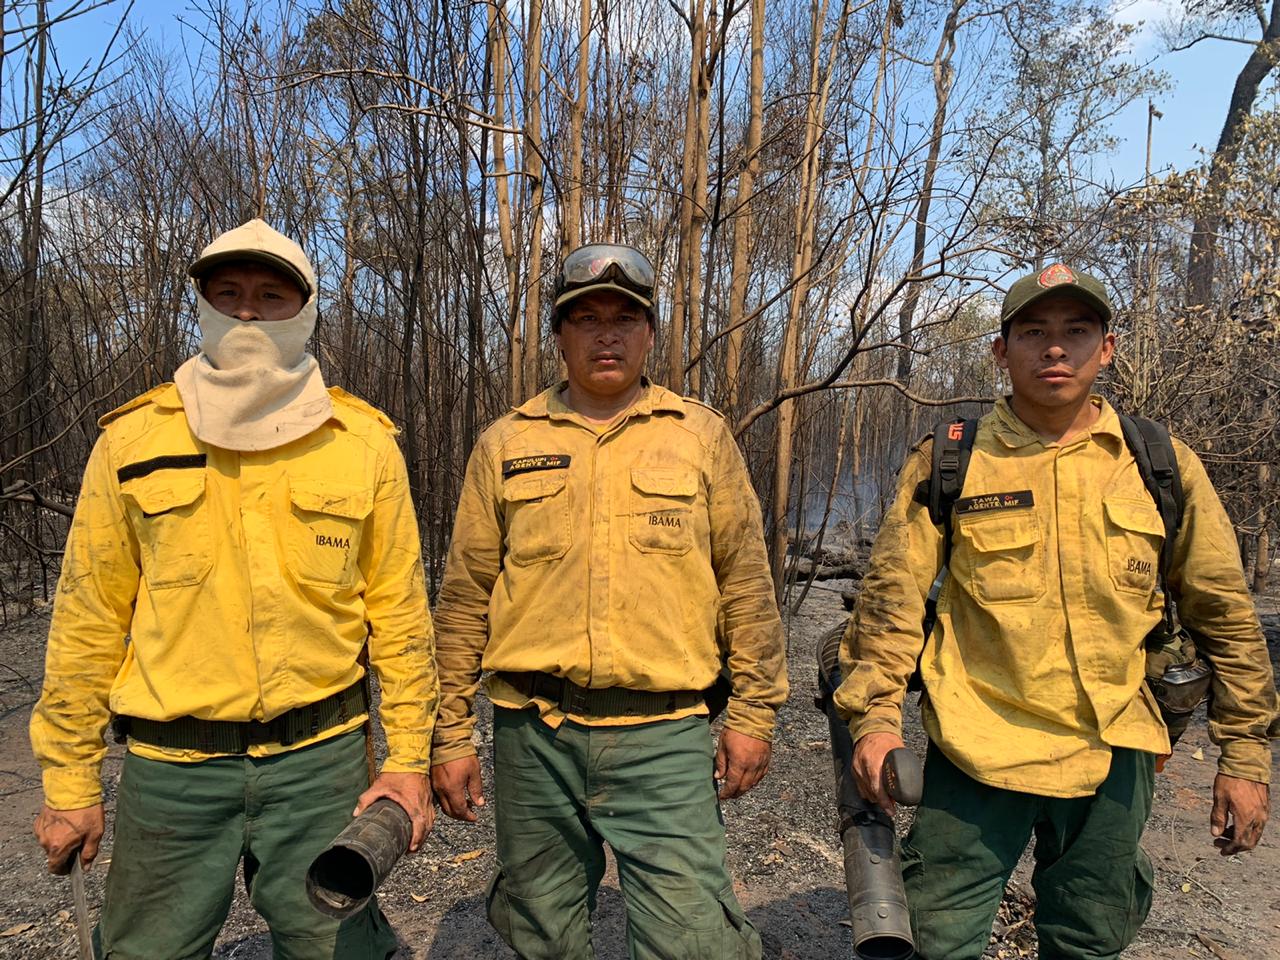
[497,671,706,719]
[113,680,369,754]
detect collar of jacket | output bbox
[513,377,687,420]
[991,394,1125,450]
[99,381,356,432]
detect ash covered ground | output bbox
[2,583,1278,958]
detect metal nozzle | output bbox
[815,624,918,960]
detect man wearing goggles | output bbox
[556,243,658,311]
[431,242,787,958]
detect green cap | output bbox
[1000,264,1113,337]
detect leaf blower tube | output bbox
[306,798,413,919]
[815,626,923,960]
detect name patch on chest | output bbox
[502,454,571,478]
[954,490,1034,515]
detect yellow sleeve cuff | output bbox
[42,766,103,810]
[723,700,777,742]
[1217,740,1272,785]
[380,757,432,776]
[382,733,432,775]
[849,706,904,743]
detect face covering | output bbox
[173,289,333,451]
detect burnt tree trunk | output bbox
[1187,0,1280,305]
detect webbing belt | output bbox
[114,680,368,754]
[497,671,705,718]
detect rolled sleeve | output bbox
[708,424,787,741]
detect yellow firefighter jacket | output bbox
[835,396,1275,797]
[431,381,788,764]
[30,383,438,809]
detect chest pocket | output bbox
[1103,497,1164,596]
[286,480,372,589]
[502,472,572,566]
[121,471,212,590]
[629,468,697,556]
[956,511,1046,604]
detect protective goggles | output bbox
[554,244,656,311]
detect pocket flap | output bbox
[290,480,373,520]
[1105,498,1165,537]
[121,472,205,515]
[502,472,567,502]
[961,515,1040,552]
[631,468,697,498]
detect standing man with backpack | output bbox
[835,264,1277,959]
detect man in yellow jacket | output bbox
[30,220,438,959]
[431,243,787,959]
[836,264,1276,960]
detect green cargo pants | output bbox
[488,707,761,960]
[902,741,1156,960]
[95,730,397,960]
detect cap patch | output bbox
[1038,264,1076,288]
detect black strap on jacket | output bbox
[113,680,369,754]
[1117,414,1184,634]
[497,671,708,719]
[912,418,978,646]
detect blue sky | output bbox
[45,0,1264,188]
[1110,0,1268,186]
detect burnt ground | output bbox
[2,585,1278,959]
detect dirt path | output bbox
[2,586,1277,958]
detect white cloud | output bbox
[1111,0,1177,53]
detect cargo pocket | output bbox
[1104,497,1164,596]
[716,885,762,958]
[485,869,590,960]
[629,468,696,556]
[484,870,514,946]
[502,472,572,566]
[121,472,212,589]
[1123,846,1155,946]
[625,884,760,960]
[956,513,1045,604]
[286,480,372,588]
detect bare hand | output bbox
[1210,773,1269,855]
[714,728,772,800]
[34,803,104,875]
[431,756,486,823]
[354,771,434,851]
[853,731,906,815]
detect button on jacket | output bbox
[30,384,438,809]
[835,397,1275,797]
[431,381,787,764]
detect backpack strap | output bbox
[929,418,978,563]
[916,418,978,646]
[1117,414,1185,633]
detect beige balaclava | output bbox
[174,219,333,451]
